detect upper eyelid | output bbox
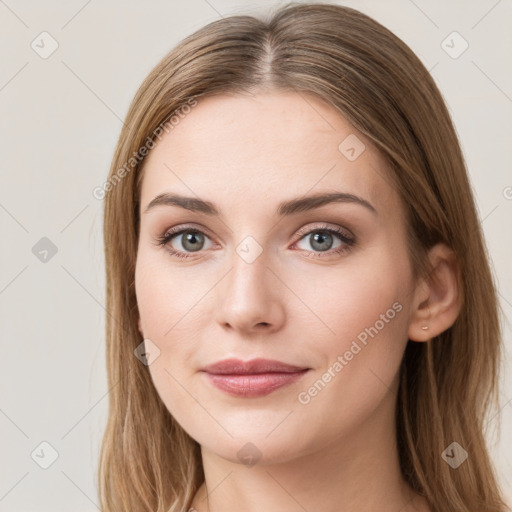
[165,224,216,242]
[294,223,353,239]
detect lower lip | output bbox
[203,370,309,398]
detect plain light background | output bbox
[0,1,511,510]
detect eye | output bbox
[293,224,355,258]
[153,226,214,260]
[153,223,355,261]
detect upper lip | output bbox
[201,358,309,375]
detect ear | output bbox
[408,243,461,342]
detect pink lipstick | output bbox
[201,358,310,398]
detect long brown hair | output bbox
[98,3,507,511]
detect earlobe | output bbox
[138,317,144,337]
[408,243,461,342]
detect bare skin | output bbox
[135,91,460,512]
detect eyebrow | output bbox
[143,191,377,216]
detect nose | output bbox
[215,246,286,335]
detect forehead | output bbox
[139,92,399,216]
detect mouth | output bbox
[200,358,310,398]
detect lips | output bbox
[201,358,309,375]
[200,358,310,398]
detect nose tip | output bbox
[214,258,285,335]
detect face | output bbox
[135,91,417,464]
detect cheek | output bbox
[292,250,412,427]
[292,249,411,384]
[135,249,210,340]
[134,307,191,432]
[287,246,410,350]
[134,252,213,413]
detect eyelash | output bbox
[153,224,356,260]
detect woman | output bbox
[98,3,508,511]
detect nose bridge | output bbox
[227,235,272,304]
